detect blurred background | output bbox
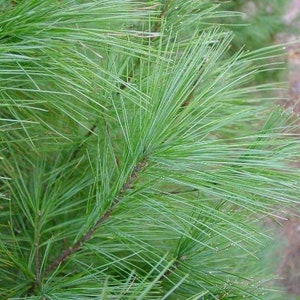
[224,0,300,298]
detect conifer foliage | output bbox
[0,1,299,299]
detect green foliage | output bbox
[0,1,299,299]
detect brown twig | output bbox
[165,188,199,195]
[34,239,41,286]
[45,159,147,274]
[159,255,187,281]
[70,124,97,160]
[45,0,169,277]
[26,210,42,295]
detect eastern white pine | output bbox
[0,1,299,299]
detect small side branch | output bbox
[159,255,187,281]
[26,210,42,295]
[45,159,147,275]
[70,124,97,160]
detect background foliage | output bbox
[0,1,299,299]
[220,0,287,51]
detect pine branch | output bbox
[72,2,169,150]
[45,159,147,275]
[34,212,42,286]
[2,1,300,299]
[26,210,42,295]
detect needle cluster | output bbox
[0,1,299,299]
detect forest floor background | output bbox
[272,0,300,297]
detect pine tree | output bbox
[0,1,299,299]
